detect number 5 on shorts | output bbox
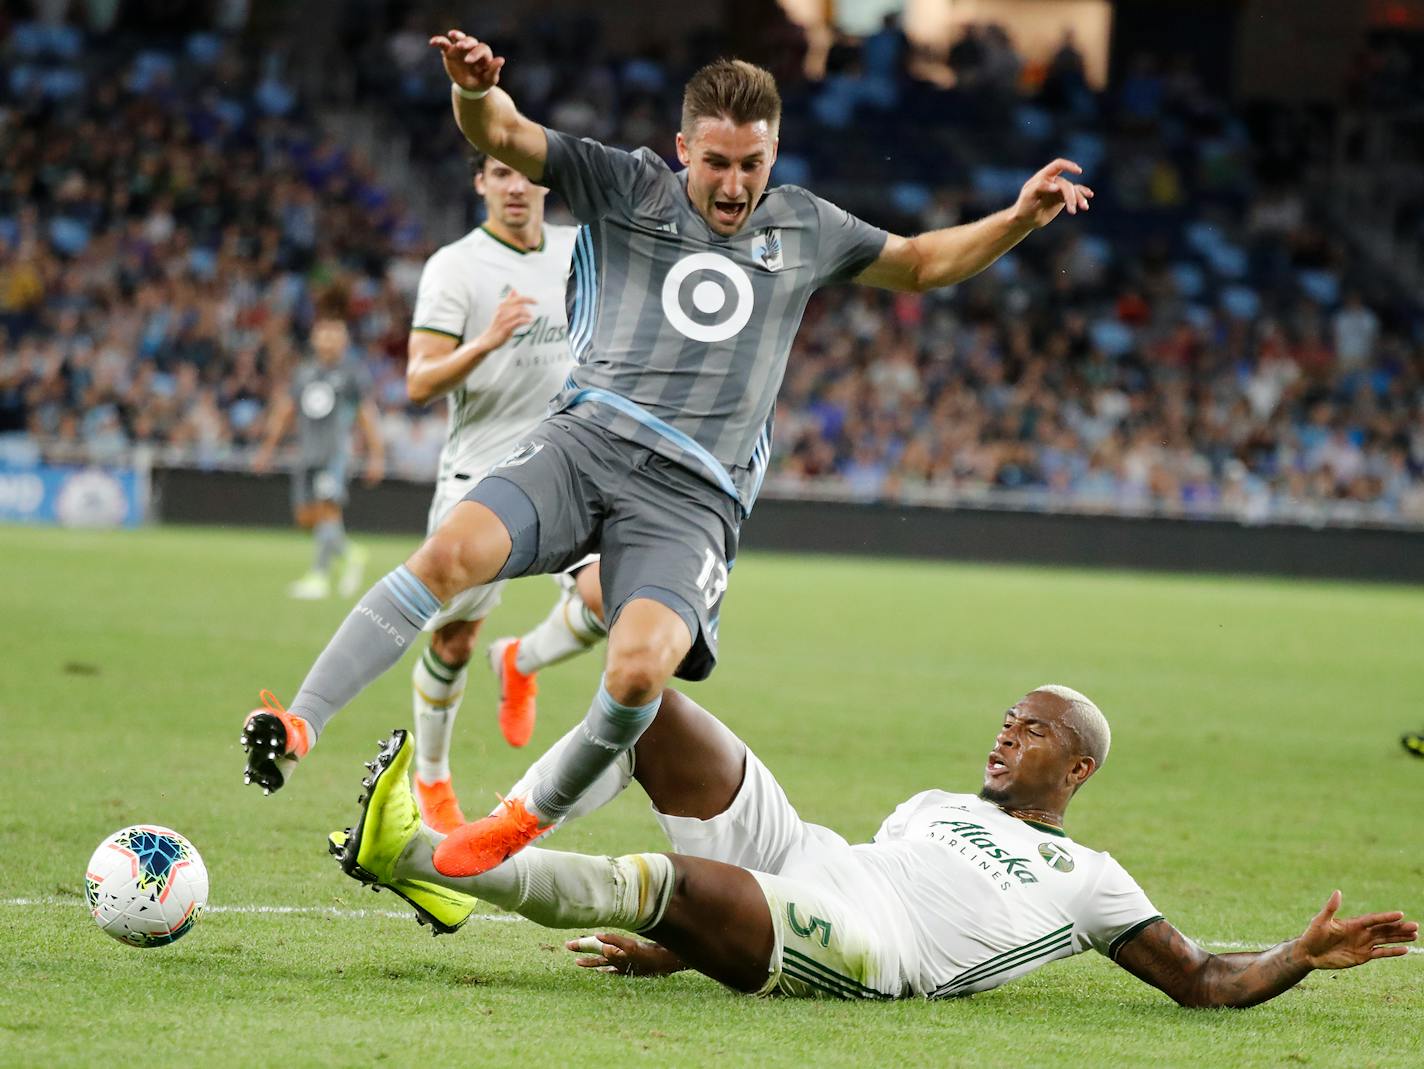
[695,547,728,609]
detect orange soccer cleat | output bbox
[488,637,538,748]
[414,776,467,834]
[432,795,551,877]
[240,690,312,794]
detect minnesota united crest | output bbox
[751,227,783,272]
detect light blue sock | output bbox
[287,566,440,739]
[529,679,661,821]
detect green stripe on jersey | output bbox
[934,923,1073,995]
[783,948,883,999]
[412,326,462,342]
[940,936,1073,995]
[782,964,858,1000]
[479,225,545,255]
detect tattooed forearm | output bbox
[1191,940,1312,1008]
[1115,921,1312,1009]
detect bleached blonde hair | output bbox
[1034,685,1110,769]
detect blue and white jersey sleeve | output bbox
[541,128,665,222]
[1076,854,1163,960]
[804,190,889,287]
[412,246,472,341]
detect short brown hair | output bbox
[681,58,781,137]
[313,282,351,323]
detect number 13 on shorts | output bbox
[695,547,729,610]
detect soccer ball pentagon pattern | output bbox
[85,826,209,947]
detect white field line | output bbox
[4,897,1419,953]
[1,895,522,923]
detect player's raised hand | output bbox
[480,290,536,350]
[1013,158,1094,229]
[429,28,505,94]
[565,933,685,977]
[1296,890,1418,970]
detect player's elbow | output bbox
[904,239,936,293]
[1168,986,1215,1009]
[405,371,436,407]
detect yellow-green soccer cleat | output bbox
[329,729,477,935]
[1403,730,1424,759]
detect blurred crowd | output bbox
[2,9,1422,525]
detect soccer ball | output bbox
[85,825,208,947]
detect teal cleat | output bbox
[329,729,477,935]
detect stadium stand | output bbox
[3,11,1421,524]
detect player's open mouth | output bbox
[986,753,1009,777]
[713,200,745,225]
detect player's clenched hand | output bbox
[428,28,505,93]
[479,290,536,351]
[565,933,685,977]
[1012,158,1094,230]
[1295,890,1417,970]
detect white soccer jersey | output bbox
[852,792,1162,998]
[411,224,578,480]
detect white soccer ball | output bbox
[85,825,208,947]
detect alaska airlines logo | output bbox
[928,820,1039,886]
[660,252,754,343]
[510,316,569,348]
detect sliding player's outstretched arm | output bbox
[429,29,547,180]
[856,158,1094,293]
[1115,890,1417,1008]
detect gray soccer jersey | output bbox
[290,360,371,467]
[540,128,888,513]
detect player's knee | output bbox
[407,533,479,600]
[604,646,673,705]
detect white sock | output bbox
[401,829,673,933]
[412,646,468,783]
[502,722,634,830]
[515,589,606,675]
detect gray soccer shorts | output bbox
[463,414,739,681]
[291,460,349,509]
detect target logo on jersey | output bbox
[661,252,755,343]
[300,381,336,420]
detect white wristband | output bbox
[453,83,490,100]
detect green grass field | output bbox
[0,524,1420,1068]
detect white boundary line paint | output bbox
[4,896,1420,952]
[2,896,522,923]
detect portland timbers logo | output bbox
[1038,842,1074,873]
[112,827,193,896]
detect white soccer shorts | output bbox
[653,749,912,1000]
